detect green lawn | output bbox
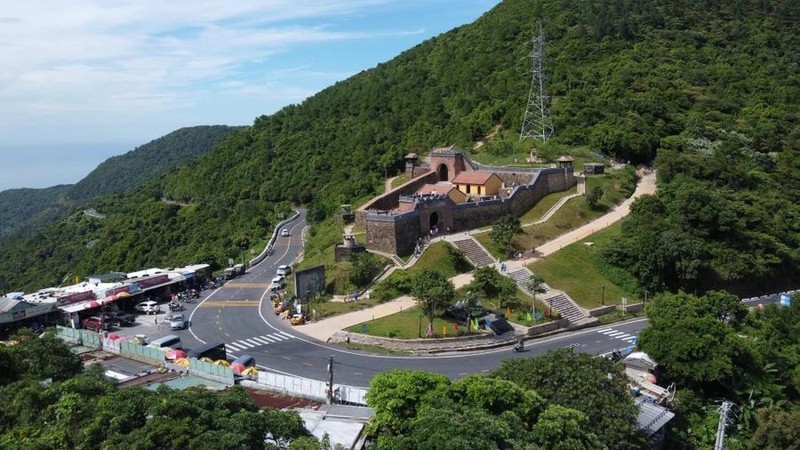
[475,171,635,260]
[307,296,385,320]
[406,241,472,278]
[519,186,578,224]
[390,174,410,189]
[529,222,638,309]
[345,306,482,339]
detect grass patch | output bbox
[334,342,412,356]
[345,306,482,339]
[390,174,409,189]
[529,222,638,309]
[308,296,385,320]
[595,309,646,325]
[475,170,636,260]
[519,186,578,224]
[406,242,472,278]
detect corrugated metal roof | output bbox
[635,398,675,436]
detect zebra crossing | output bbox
[596,327,637,344]
[225,331,295,353]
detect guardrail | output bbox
[249,211,301,267]
[253,371,368,406]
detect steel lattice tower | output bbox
[519,21,554,142]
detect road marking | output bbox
[200,301,259,308]
[353,372,362,376]
[599,330,618,335]
[242,338,262,346]
[235,340,255,349]
[616,334,631,339]
[277,331,294,339]
[250,337,270,345]
[258,335,277,343]
[303,362,313,367]
[225,282,269,288]
[607,331,626,337]
[226,343,244,351]
[597,328,613,333]
[270,333,289,341]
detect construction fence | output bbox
[255,371,368,406]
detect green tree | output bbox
[366,370,451,437]
[586,186,604,209]
[410,271,456,329]
[747,406,800,450]
[531,405,604,450]
[526,274,547,317]
[489,215,522,257]
[12,329,82,382]
[494,348,645,448]
[467,266,517,309]
[348,252,381,288]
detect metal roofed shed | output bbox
[635,397,675,440]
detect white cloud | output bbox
[0,1,413,121]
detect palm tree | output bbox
[526,274,547,321]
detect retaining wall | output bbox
[526,319,569,336]
[589,305,617,317]
[330,329,517,353]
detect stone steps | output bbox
[545,293,586,324]
[451,238,495,267]
[507,267,552,296]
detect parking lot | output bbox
[104,298,203,348]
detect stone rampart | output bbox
[355,171,438,229]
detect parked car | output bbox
[135,300,160,314]
[281,228,290,237]
[277,264,292,276]
[83,316,111,332]
[169,313,186,330]
[269,276,286,291]
[111,311,136,326]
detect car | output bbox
[83,316,111,332]
[277,264,292,276]
[169,313,186,330]
[110,311,136,326]
[272,275,285,284]
[135,300,160,315]
[281,228,290,237]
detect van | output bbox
[148,334,182,350]
[187,342,227,362]
[230,355,256,375]
[277,265,291,276]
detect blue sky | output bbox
[0,0,500,191]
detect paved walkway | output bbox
[294,170,657,342]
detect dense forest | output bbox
[0,126,240,241]
[1,0,798,293]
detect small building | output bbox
[557,155,575,169]
[583,163,605,175]
[335,235,367,262]
[452,172,503,197]
[414,183,466,204]
[404,152,420,178]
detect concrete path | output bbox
[296,170,657,341]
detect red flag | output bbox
[454,322,460,332]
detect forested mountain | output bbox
[1,0,798,292]
[0,126,240,241]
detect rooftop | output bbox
[451,171,497,185]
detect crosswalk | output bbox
[225,331,295,353]
[597,328,637,344]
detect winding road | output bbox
[183,210,648,388]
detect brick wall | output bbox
[355,171,438,229]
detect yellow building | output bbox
[452,172,502,197]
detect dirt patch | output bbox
[246,388,323,409]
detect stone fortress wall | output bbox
[359,149,576,255]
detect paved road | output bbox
[182,210,648,388]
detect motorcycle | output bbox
[513,340,525,353]
[169,301,184,312]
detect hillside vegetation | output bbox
[1,0,798,292]
[0,126,240,242]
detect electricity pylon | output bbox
[519,21,554,143]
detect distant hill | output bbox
[0,126,242,240]
[1,0,797,293]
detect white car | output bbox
[135,300,160,315]
[281,228,290,237]
[169,313,186,330]
[277,264,292,276]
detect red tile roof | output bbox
[451,171,497,185]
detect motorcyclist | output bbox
[514,338,524,352]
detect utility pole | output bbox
[327,356,334,405]
[520,20,554,143]
[602,285,606,306]
[715,401,735,450]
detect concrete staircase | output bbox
[451,238,496,267]
[544,293,587,325]
[506,267,588,327]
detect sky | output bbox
[0,0,500,191]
